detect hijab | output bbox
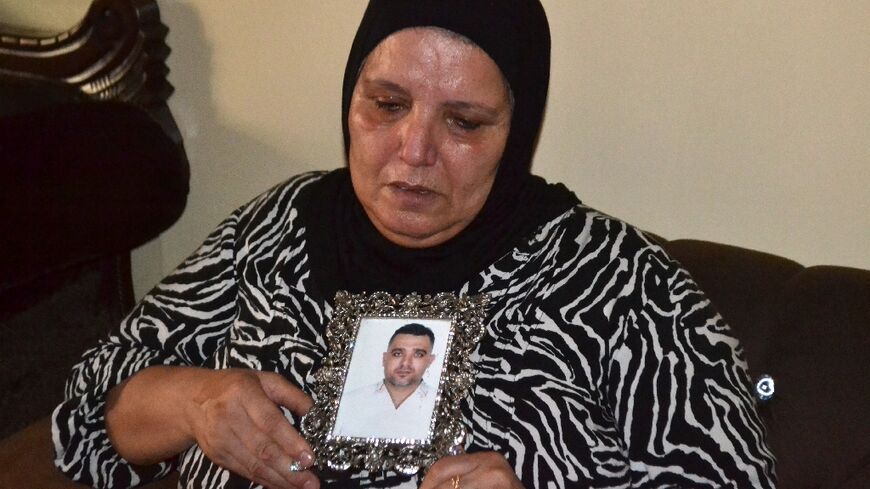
[301,0,579,301]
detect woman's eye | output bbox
[375,100,406,113]
[449,117,482,131]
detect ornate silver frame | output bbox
[302,291,489,475]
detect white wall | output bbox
[3,1,867,298]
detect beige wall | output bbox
[0,0,89,32]
[3,1,867,297]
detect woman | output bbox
[53,1,776,488]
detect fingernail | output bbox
[299,451,314,467]
[303,480,317,489]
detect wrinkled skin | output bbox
[348,27,512,248]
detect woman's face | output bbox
[348,28,512,248]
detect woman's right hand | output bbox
[184,369,318,489]
[106,366,319,489]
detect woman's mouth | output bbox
[391,182,434,195]
[387,182,440,208]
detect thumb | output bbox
[256,371,314,416]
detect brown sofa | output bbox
[1,238,868,488]
[661,239,870,488]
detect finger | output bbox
[232,444,317,489]
[421,454,478,489]
[242,386,315,468]
[258,371,315,415]
[227,408,318,488]
[422,452,519,489]
[209,423,298,489]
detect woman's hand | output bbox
[184,369,318,489]
[420,452,524,489]
[106,366,319,489]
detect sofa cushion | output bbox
[657,238,870,487]
[766,266,870,488]
[658,239,804,380]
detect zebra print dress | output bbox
[52,171,776,488]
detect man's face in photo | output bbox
[382,333,435,388]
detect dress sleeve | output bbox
[606,242,776,488]
[51,211,241,488]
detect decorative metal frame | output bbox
[0,0,180,140]
[0,0,170,104]
[302,291,490,475]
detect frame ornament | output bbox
[301,290,490,475]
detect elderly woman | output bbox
[53,1,775,488]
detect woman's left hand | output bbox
[420,452,524,489]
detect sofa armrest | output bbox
[0,417,88,488]
[0,417,178,489]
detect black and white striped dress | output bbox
[52,171,776,488]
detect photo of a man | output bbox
[332,320,448,441]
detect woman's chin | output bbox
[373,215,461,249]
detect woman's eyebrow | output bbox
[361,78,408,95]
[443,100,501,118]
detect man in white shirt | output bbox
[332,323,438,440]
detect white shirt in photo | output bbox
[333,380,436,441]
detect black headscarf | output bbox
[300,0,579,301]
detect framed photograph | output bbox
[301,291,490,475]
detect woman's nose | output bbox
[398,111,437,166]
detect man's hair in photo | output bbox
[388,323,435,349]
